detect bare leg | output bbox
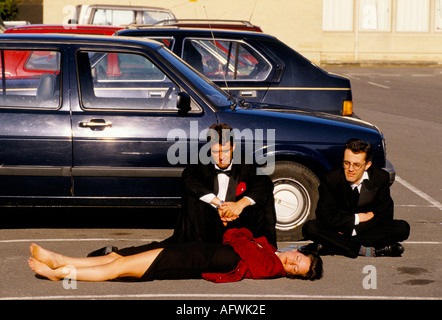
[30,243,120,269]
[28,243,164,282]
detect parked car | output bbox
[0,34,393,240]
[5,24,353,116]
[4,24,122,35]
[68,4,176,26]
[2,25,121,78]
[151,19,263,32]
[3,21,31,29]
[117,27,353,116]
[0,16,6,32]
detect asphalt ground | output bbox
[0,67,440,312]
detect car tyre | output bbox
[270,161,320,241]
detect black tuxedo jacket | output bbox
[182,162,273,206]
[169,162,277,246]
[315,166,394,236]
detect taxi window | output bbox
[0,49,61,109]
[182,39,271,81]
[77,50,180,111]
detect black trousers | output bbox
[167,191,277,247]
[115,241,240,281]
[302,219,410,258]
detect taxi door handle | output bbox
[239,90,257,98]
[79,119,112,131]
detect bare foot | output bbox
[30,243,62,269]
[28,257,61,281]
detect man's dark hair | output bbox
[344,138,373,162]
[287,250,323,281]
[207,123,234,146]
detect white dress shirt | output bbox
[351,171,369,236]
[199,163,255,207]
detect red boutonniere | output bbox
[236,182,246,196]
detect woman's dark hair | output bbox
[287,250,323,281]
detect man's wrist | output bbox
[238,197,252,209]
[215,200,224,210]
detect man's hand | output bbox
[358,211,374,222]
[218,198,252,226]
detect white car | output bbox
[68,4,176,26]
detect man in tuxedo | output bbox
[302,138,410,258]
[168,123,277,247]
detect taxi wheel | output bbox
[270,161,320,241]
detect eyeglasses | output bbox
[343,161,366,170]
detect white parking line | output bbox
[0,238,163,244]
[1,238,440,245]
[404,241,441,245]
[377,74,401,77]
[411,74,435,77]
[396,204,437,208]
[1,293,440,300]
[368,81,390,89]
[342,73,361,80]
[396,176,442,211]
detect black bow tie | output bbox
[215,168,232,176]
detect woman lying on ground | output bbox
[28,228,323,283]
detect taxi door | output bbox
[70,46,216,203]
[0,45,72,201]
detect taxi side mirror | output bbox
[177,92,191,116]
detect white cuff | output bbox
[244,196,255,205]
[352,214,359,236]
[200,193,217,207]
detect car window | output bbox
[141,11,175,24]
[158,47,231,108]
[0,49,61,109]
[182,39,272,81]
[92,9,135,25]
[141,37,175,50]
[25,51,59,71]
[77,50,181,111]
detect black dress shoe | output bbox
[87,245,118,257]
[304,242,321,253]
[304,242,333,255]
[375,243,404,257]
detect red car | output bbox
[4,24,122,35]
[2,25,122,78]
[1,22,259,79]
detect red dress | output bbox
[202,228,286,283]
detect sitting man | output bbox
[168,123,278,247]
[303,138,410,258]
